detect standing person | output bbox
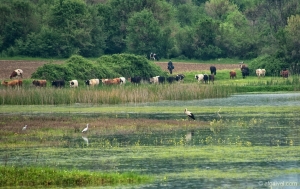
[168,60,174,74]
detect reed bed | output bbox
[1,75,299,105]
[0,84,235,105]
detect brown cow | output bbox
[230,71,236,79]
[101,78,121,85]
[280,70,289,78]
[32,80,47,87]
[2,80,22,87]
[209,74,215,84]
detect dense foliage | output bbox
[31,54,166,81]
[0,0,299,68]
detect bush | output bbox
[31,54,166,81]
[249,55,289,76]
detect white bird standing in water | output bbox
[184,108,195,120]
[82,124,89,133]
[22,125,27,131]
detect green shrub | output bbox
[249,55,289,76]
[31,54,166,81]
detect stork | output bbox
[184,108,195,120]
[82,124,89,133]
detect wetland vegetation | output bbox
[1,91,300,188]
[1,56,300,188]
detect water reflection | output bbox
[185,130,194,142]
[82,136,89,146]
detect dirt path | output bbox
[0,60,240,80]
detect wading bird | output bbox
[22,125,27,131]
[184,108,195,120]
[82,124,89,133]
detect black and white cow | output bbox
[175,74,185,82]
[69,80,78,88]
[241,65,249,79]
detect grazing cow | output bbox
[101,78,121,85]
[280,70,289,78]
[119,77,126,84]
[52,80,65,88]
[167,76,176,83]
[32,80,47,87]
[203,74,209,84]
[261,69,266,77]
[175,74,185,82]
[241,66,249,79]
[230,71,236,79]
[1,80,22,87]
[10,69,23,79]
[69,80,78,88]
[195,74,204,82]
[85,79,99,86]
[209,74,215,84]
[210,66,217,75]
[128,76,142,84]
[150,76,165,84]
[256,69,266,78]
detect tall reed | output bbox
[0,84,235,105]
[0,78,298,105]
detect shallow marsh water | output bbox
[1,92,300,189]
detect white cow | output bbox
[256,69,266,78]
[195,74,204,82]
[120,77,126,84]
[261,69,266,77]
[150,76,160,84]
[69,80,78,88]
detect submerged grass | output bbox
[0,166,152,187]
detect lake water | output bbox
[1,92,300,189]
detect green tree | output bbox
[285,14,300,62]
[126,10,162,56]
[0,0,37,53]
[205,0,237,20]
[48,0,93,57]
[218,10,259,58]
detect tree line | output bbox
[0,0,299,67]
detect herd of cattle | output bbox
[1,66,291,88]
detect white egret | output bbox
[82,124,89,133]
[22,125,27,131]
[184,108,195,120]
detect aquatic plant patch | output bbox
[0,166,152,187]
